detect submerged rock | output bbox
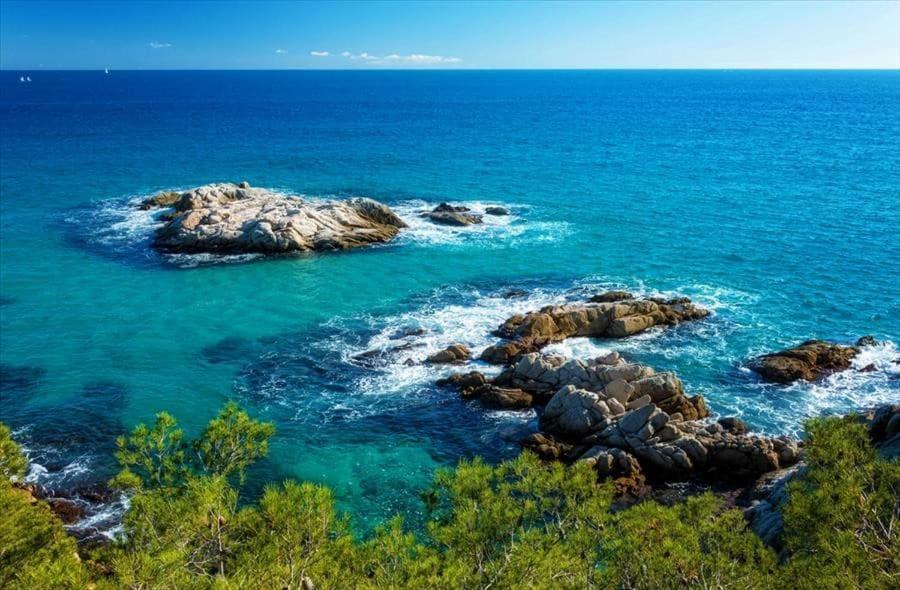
[481,296,709,365]
[750,340,859,384]
[150,183,407,254]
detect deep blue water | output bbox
[1,70,898,532]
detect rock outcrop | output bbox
[750,340,859,384]
[421,203,482,226]
[426,344,471,364]
[440,349,794,484]
[149,183,407,254]
[481,293,709,365]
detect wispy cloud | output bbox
[348,52,378,61]
[337,51,462,66]
[310,50,329,57]
[382,54,462,64]
[149,41,172,49]
[275,49,288,54]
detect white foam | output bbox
[392,200,571,247]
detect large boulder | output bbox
[540,385,621,440]
[750,340,859,384]
[151,183,407,254]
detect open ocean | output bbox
[1,70,898,534]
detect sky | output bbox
[1,0,898,70]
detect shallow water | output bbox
[1,70,898,532]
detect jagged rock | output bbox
[436,371,486,396]
[427,344,471,364]
[485,206,508,216]
[718,417,749,434]
[745,464,804,549]
[502,289,527,299]
[483,296,709,365]
[630,372,707,420]
[139,190,181,210]
[590,403,800,481]
[589,291,634,303]
[751,340,859,384]
[476,385,533,409]
[856,335,879,347]
[541,385,615,440]
[422,203,482,226]
[521,432,574,461]
[151,183,407,254]
[862,404,900,459]
[579,445,642,480]
[45,497,85,524]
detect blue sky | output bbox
[1,0,898,70]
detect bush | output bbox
[1,409,896,589]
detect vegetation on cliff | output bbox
[1,407,896,589]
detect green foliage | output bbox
[195,402,276,483]
[780,417,900,589]
[425,453,612,588]
[3,411,898,589]
[0,424,88,589]
[600,494,777,589]
[113,402,275,490]
[0,423,27,481]
[113,411,188,490]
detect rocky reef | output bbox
[480,292,710,364]
[439,350,800,490]
[144,182,407,254]
[750,338,866,384]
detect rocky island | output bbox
[481,291,710,364]
[142,182,407,254]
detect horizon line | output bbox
[3,67,899,72]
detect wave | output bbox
[391,199,571,247]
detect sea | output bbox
[1,70,898,537]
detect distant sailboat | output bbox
[19,76,25,82]
[25,76,32,82]
[105,67,109,74]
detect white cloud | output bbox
[336,51,462,66]
[382,54,462,64]
[348,52,378,60]
[310,51,329,57]
[275,49,288,54]
[149,41,172,49]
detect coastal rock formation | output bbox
[494,352,708,419]
[139,190,181,210]
[481,293,710,365]
[421,203,482,226]
[441,349,793,483]
[426,344,471,364]
[485,206,508,216]
[861,404,900,458]
[149,183,407,254]
[751,340,859,384]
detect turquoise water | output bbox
[1,70,899,531]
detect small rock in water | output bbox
[427,344,471,364]
[750,340,859,384]
[856,335,879,347]
[485,206,508,216]
[422,203,483,226]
